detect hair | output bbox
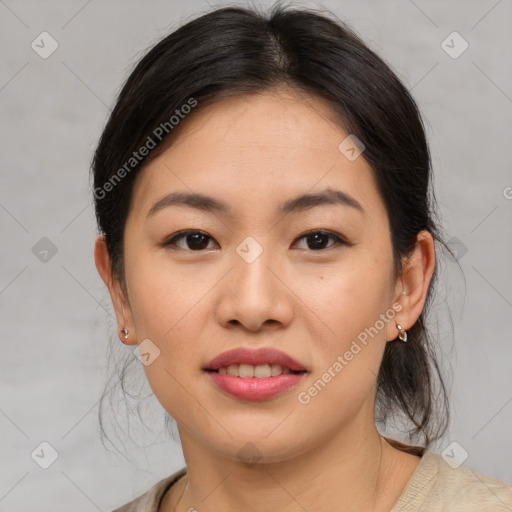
[92,3,450,456]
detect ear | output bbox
[386,230,436,342]
[94,234,138,346]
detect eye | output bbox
[162,230,217,251]
[292,230,349,251]
[162,229,350,252]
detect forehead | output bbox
[128,88,382,220]
[175,87,344,150]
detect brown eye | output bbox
[293,230,349,251]
[163,230,217,251]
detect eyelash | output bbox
[162,229,351,252]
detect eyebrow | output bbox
[146,187,364,219]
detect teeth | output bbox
[216,364,293,378]
[239,364,254,378]
[227,364,238,377]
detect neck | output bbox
[163,414,410,512]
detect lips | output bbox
[204,347,307,373]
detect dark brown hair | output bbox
[92,3,450,455]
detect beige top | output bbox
[112,450,512,511]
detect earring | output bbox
[121,328,129,341]
[396,323,408,342]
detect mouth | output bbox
[204,346,307,373]
[203,347,308,400]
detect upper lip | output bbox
[204,347,307,372]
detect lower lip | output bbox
[206,371,307,400]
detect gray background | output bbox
[1,0,511,510]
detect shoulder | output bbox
[112,467,187,512]
[392,450,512,511]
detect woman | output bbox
[91,4,512,511]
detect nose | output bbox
[215,243,294,333]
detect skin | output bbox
[95,87,435,512]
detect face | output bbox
[100,88,409,463]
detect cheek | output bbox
[124,255,212,414]
[301,253,394,393]
[310,254,394,338]
[124,248,211,341]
